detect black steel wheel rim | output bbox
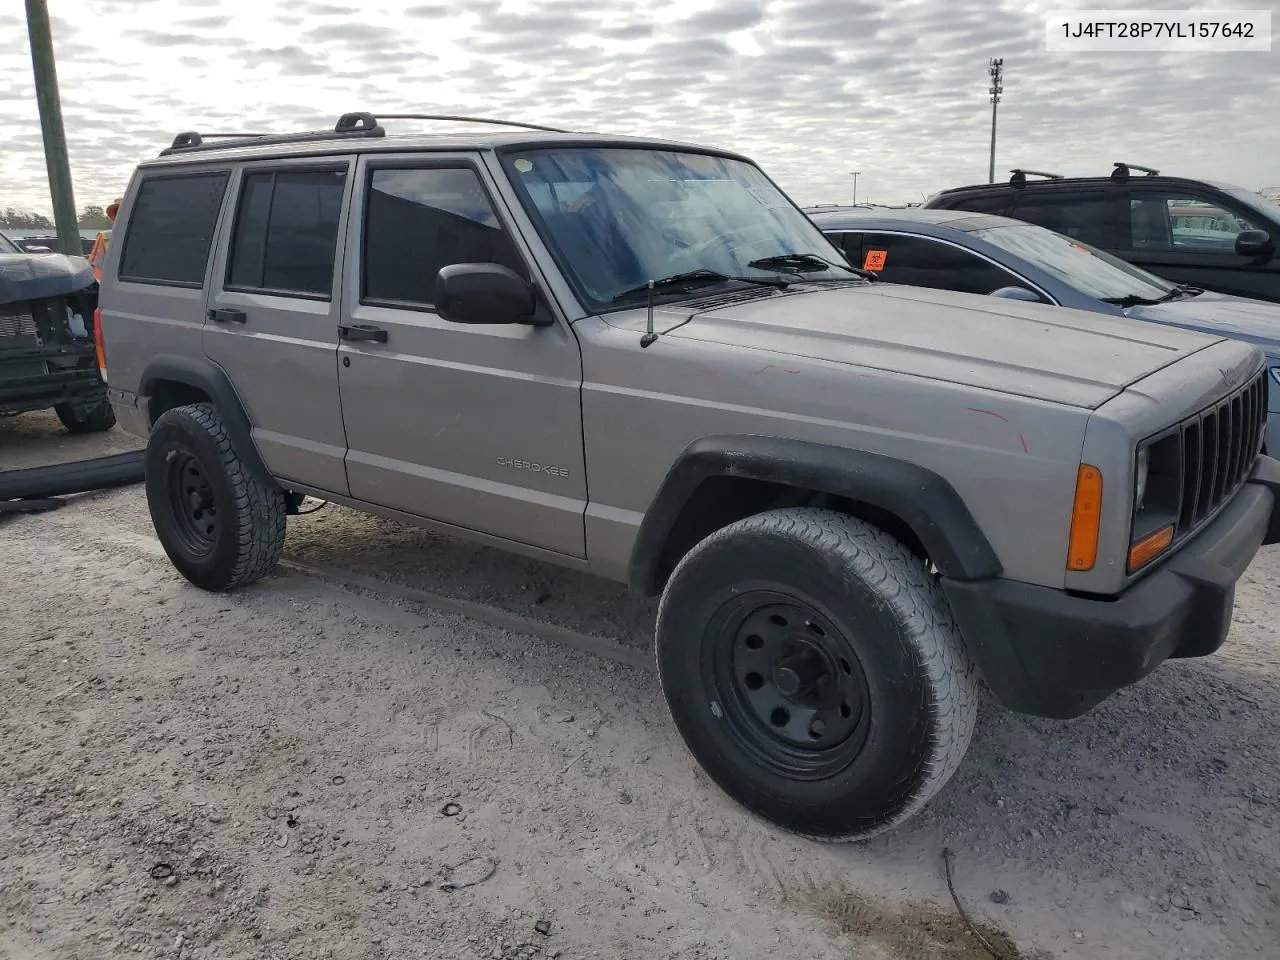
[702,589,872,781]
[162,445,218,559]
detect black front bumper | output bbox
[943,456,1280,720]
[0,354,105,416]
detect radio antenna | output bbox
[640,280,658,347]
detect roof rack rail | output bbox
[1009,168,1063,187]
[351,111,569,133]
[159,113,385,156]
[1110,161,1160,182]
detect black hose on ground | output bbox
[0,450,144,502]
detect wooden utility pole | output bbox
[25,0,80,255]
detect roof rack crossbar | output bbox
[1008,168,1063,186]
[362,112,569,133]
[160,115,386,156]
[1111,161,1160,182]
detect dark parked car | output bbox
[0,249,116,433]
[923,164,1280,304]
[808,205,1280,454]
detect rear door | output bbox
[336,152,588,558]
[1120,185,1280,301]
[202,158,354,494]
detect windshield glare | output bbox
[968,223,1175,301]
[501,148,849,306]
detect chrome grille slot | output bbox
[1177,370,1266,536]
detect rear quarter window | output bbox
[118,171,230,286]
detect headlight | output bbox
[1134,445,1149,511]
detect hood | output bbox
[0,252,95,306]
[1126,291,1280,359]
[653,283,1223,409]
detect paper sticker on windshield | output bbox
[513,158,533,173]
[748,186,790,209]
[863,249,888,272]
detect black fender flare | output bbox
[139,355,275,487]
[627,434,1003,594]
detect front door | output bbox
[336,153,588,558]
[202,158,354,493]
[1121,187,1280,301]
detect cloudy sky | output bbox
[2,0,1278,217]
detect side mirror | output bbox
[434,263,545,325]
[1235,229,1274,259]
[988,285,1042,302]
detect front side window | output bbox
[362,166,528,307]
[226,168,347,297]
[854,232,1024,295]
[968,222,1174,302]
[1129,192,1259,253]
[500,147,850,308]
[118,172,229,285]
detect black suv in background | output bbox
[924,163,1280,303]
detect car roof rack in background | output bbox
[160,113,386,155]
[1110,161,1160,182]
[159,111,571,157]
[1009,168,1063,187]
[359,112,570,133]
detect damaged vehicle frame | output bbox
[0,243,116,433]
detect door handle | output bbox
[339,323,388,343]
[207,308,246,324]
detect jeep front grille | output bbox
[0,305,40,347]
[1176,369,1267,535]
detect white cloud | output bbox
[1,0,1278,216]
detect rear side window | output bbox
[118,172,229,286]
[940,193,1011,216]
[226,168,347,297]
[855,232,1025,295]
[1008,192,1111,247]
[362,166,527,307]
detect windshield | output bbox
[967,222,1176,301]
[500,147,853,308]
[1211,182,1280,224]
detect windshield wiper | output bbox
[1156,283,1204,303]
[1102,283,1204,308]
[610,269,789,304]
[1100,294,1163,307]
[747,252,877,281]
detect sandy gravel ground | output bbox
[1,412,1278,960]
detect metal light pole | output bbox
[987,58,1003,185]
[25,0,80,255]
[850,170,860,205]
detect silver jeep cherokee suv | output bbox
[96,113,1280,841]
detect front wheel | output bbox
[655,508,979,842]
[144,402,286,592]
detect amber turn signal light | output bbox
[1067,464,1103,571]
[1129,525,1174,572]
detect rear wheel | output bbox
[144,402,286,591]
[655,507,978,841]
[54,395,116,433]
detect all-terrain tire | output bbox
[144,402,286,592]
[655,507,979,842]
[54,396,117,433]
